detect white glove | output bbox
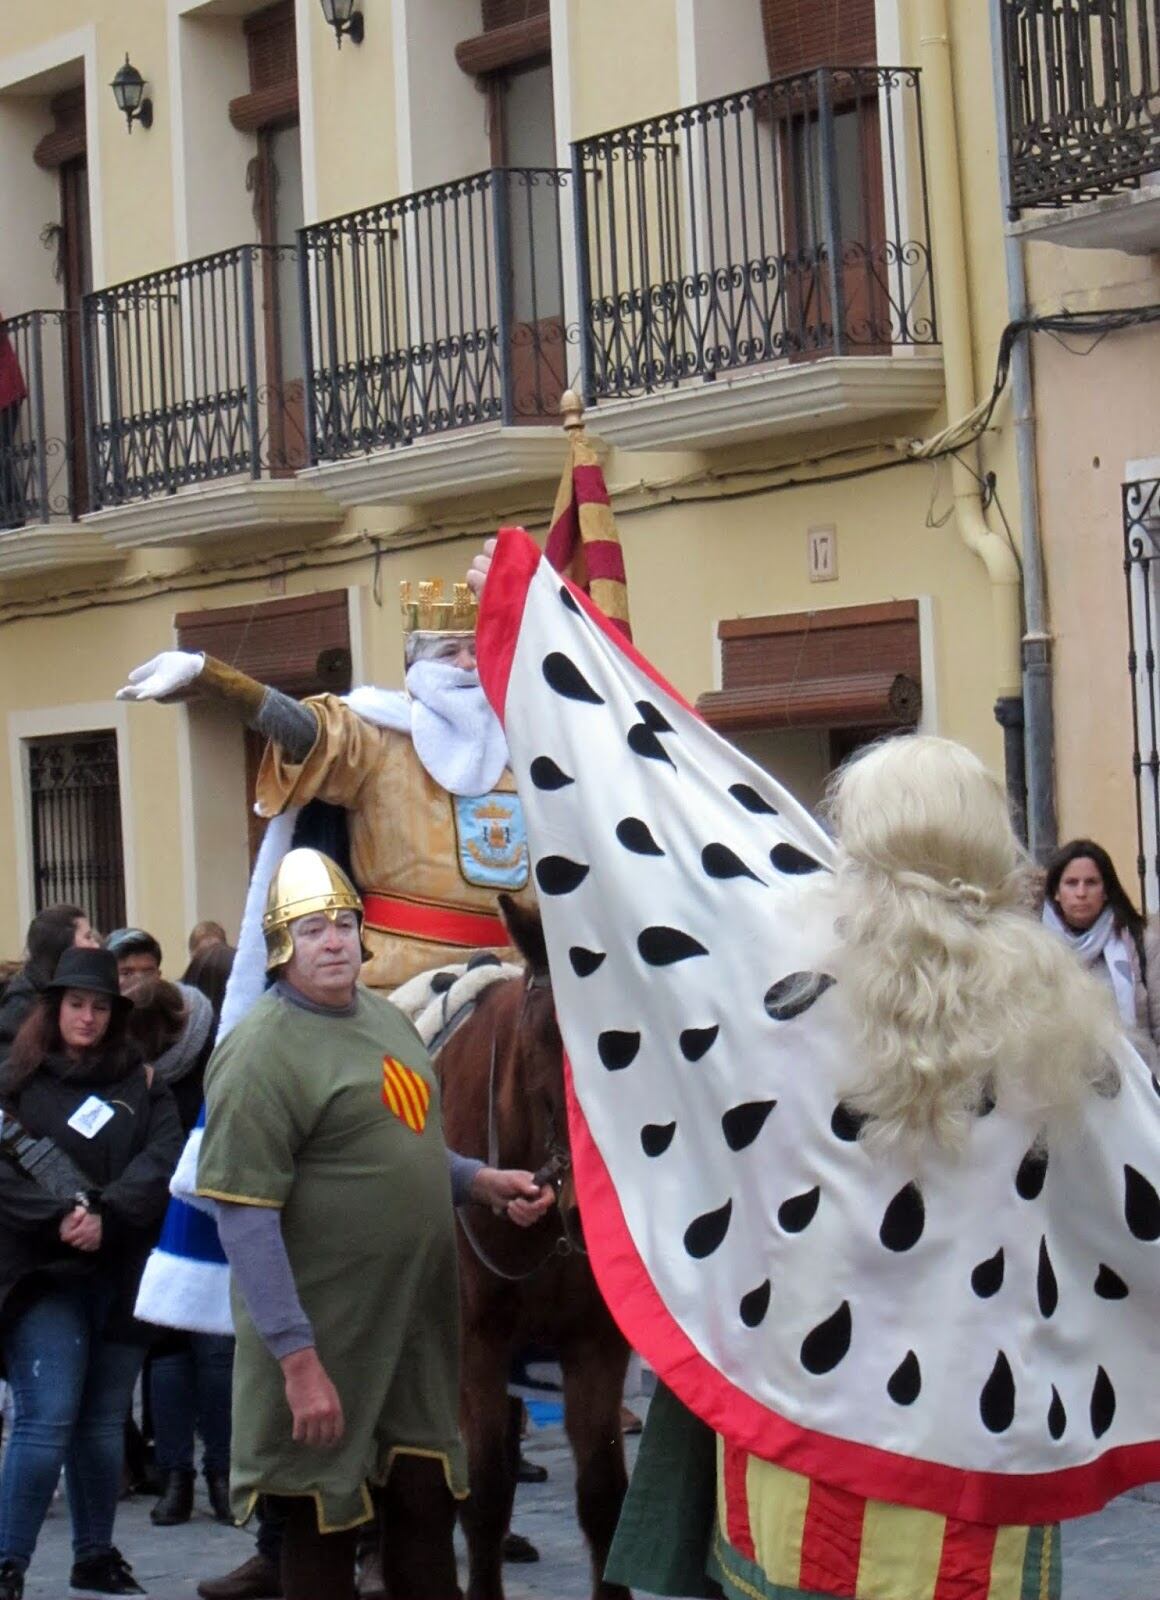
[465,536,499,598]
[116,651,206,702]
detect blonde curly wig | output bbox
[826,735,1121,1153]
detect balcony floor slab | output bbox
[82,478,344,550]
[298,425,568,507]
[0,522,122,580]
[584,355,946,452]
[1009,182,1160,253]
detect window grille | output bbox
[27,731,126,934]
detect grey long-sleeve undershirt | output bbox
[251,686,317,763]
[216,983,485,1360]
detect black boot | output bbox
[206,1469,233,1525]
[150,1468,195,1525]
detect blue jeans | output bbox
[149,1333,234,1474]
[0,1281,144,1569]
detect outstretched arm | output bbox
[117,652,317,763]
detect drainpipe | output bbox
[988,0,1059,862]
[918,0,1024,804]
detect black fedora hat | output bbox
[45,947,130,1011]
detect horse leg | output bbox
[459,1332,516,1600]
[561,1334,632,1600]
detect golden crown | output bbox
[400,579,479,635]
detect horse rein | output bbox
[453,969,588,1283]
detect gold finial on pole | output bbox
[560,388,585,434]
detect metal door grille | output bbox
[28,731,126,933]
[1124,476,1160,914]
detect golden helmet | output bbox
[262,848,367,971]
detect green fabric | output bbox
[197,987,466,1531]
[1020,1524,1062,1600]
[605,1382,721,1597]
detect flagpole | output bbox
[560,387,585,436]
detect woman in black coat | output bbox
[0,948,182,1600]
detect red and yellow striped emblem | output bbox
[381,1056,431,1134]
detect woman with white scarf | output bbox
[1042,837,1160,1053]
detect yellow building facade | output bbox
[998,0,1160,911]
[0,0,1037,961]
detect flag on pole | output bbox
[543,391,632,639]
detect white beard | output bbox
[343,662,509,797]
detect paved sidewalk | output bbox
[17,1430,1160,1598]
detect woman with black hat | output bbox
[0,947,183,1600]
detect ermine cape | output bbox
[476,527,1160,1525]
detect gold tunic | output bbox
[256,694,534,990]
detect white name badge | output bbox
[67,1096,114,1140]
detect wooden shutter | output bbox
[482,0,549,29]
[174,590,352,699]
[33,86,86,171]
[697,600,921,732]
[457,0,550,75]
[230,0,298,134]
[760,0,877,76]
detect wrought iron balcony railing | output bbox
[1003,0,1160,209]
[300,166,571,463]
[0,309,77,529]
[83,243,306,510]
[570,65,937,403]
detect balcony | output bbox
[570,66,944,452]
[81,245,340,549]
[0,310,114,579]
[298,167,573,506]
[1003,0,1160,250]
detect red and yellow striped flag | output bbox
[543,405,632,640]
[381,1056,431,1134]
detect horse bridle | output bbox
[454,969,588,1283]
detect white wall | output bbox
[170,5,256,261]
[393,0,490,193]
[675,0,766,104]
[0,96,63,314]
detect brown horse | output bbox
[436,896,631,1600]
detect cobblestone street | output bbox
[15,1419,1160,1600]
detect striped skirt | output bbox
[711,1437,1061,1600]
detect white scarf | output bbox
[343,665,509,797]
[1042,900,1138,1026]
[403,661,510,797]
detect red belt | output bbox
[363,893,509,950]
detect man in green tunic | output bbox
[196,848,549,1600]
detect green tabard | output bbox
[196,986,467,1531]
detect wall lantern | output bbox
[319,0,365,48]
[110,54,153,133]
